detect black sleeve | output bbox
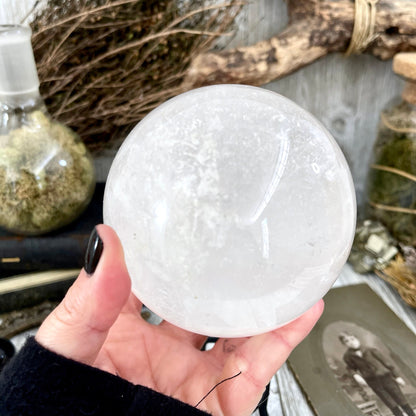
[369,348,399,378]
[343,350,357,372]
[0,337,211,416]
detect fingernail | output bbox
[84,227,103,275]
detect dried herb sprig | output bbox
[375,254,416,307]
[29,0,242,152]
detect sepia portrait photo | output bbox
[323,321,416,415]
[288,284,416,416]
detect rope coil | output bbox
[345,0,379,56]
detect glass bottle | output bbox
[365,52,416,246]
[0,25,95,235]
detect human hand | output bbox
[36,225,324,416]
[396,377,406,386]
[353,374,368,386]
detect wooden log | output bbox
[183,0,416,88]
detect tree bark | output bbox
[183,0,416,88]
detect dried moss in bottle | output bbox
[366,53,416,246]
[0,25,95,235]
[0,110,95,234]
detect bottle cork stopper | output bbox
[393,53,416,81]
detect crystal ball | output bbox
[104,85,356,337]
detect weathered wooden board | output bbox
[225,0,404,210]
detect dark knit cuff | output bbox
[0,337,210,416]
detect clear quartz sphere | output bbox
[104,85,356,337]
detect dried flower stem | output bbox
[31,0,243,152]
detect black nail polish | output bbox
[84,227,103,275]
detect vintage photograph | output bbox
[323,321,416,415]
[289,284,416,416]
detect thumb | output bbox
[35,224,131,365]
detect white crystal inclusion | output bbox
[104,85,356,337]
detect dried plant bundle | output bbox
[30,0,242,152]
[375,254,416,308]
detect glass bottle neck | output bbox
[0,90,47,135]
[0,89,45,111]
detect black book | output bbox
[0,183,105,278]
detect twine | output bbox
[369,201,416,215]
[369,164,416,215]
[345,0,379,56]
[368,111,416,215]
[381,112,416,135]
[371,164,416,185]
